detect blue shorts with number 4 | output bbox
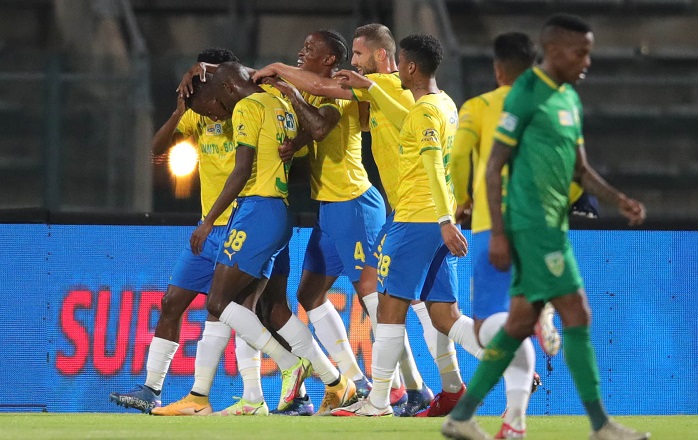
[365,211,394,270]
[170,223,228,294]
[379,221,458,303]
[216,196,291,279]
[471,230,511,319]
[302,186,385,283]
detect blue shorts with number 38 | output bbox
[216,196,291,279]
[378,221,458,303]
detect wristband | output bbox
[438,215,453,226]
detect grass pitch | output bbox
[0,414,695,439]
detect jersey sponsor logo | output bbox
[544,251,565,277]
[558,110,574,127]
[499,112,518,132]
[285,112,297,131]
[421,128,438,143]
[206,123,223,135]
[236,123,247,138]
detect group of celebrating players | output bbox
[109,12,649,440]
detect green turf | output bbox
[0,414,695,439]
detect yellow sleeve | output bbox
[415,105,451,220]
[233,99,263,149]
[451,98,482,206]
[366,82,409,128]
[175,109,197,137]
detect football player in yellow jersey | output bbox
[450,33,541,439]
[186,61,357,416]
[331,34,480,418]
[110,48,247,415]
[253,24,478,417]
[253,30,388,402]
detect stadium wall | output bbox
[0,222,696,415]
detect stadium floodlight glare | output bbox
[168,141,198,177]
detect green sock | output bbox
[449,329,522,421]
[563,325,608,430]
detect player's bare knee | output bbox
[160,292,187,319]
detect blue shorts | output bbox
[471,230,511,319]
[271,243,291,277]
[365,211,395,269]
[302,186,385,283]
[170,224,228,294]
[216,196,290,279]
[379,222,458,303]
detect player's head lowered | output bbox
[493,32,536,86]
[297,29,349,73]
[196,47,238,64]
[185,61,253,121]
[351,23,396,75]
[540,13,593,85]
[397,34,443,89]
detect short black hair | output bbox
[543,13,592,34]
[315,29,349,65]
[184,73,215,109]
[494,32,536,73]
[196,47,238,64]
[399,34,443,76]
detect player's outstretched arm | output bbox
[190,146,254,255]
[574,144,646,226]
[253,63,354,100]
[152,94,188,156]
[486,141,513,271]
[264,77,340,141]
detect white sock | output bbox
[363,292,379,335]
[435,330,463,393]
[412,302,438,359]
[277,314,340,385]
[480,312,534,430]
[191,321,230,395]
[307,300,364,381]
[364,292,402,389]
[219,301,298,370]
[412,302,461,392]
[234,333,263,403]
[448,314,483,359]
[399,332,423,390]
[370,323,405,409]
[145,337,179,392]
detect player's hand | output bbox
[251,63,279,83]
[455,202,472,225]
[441,223,468,257]
[174,93,187,115]
[489,233,511,271]
[618,194,646,226]
[334,69,373,89]
[262,77,302,101]
[278,136,297,163]
[176,62,211,98]
[190,222,213,255]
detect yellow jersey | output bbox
[176,109,236,226]
[351,72,414,209]
[303,92,372,202]
[394,92,459,223]
[233,91,298,199]
[453,86,585,234]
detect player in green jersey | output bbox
[442,14,648,440]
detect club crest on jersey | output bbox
[499,112,518,132]
[206,123,223,135]
[558,110,574,126]
[544,251,565,277]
